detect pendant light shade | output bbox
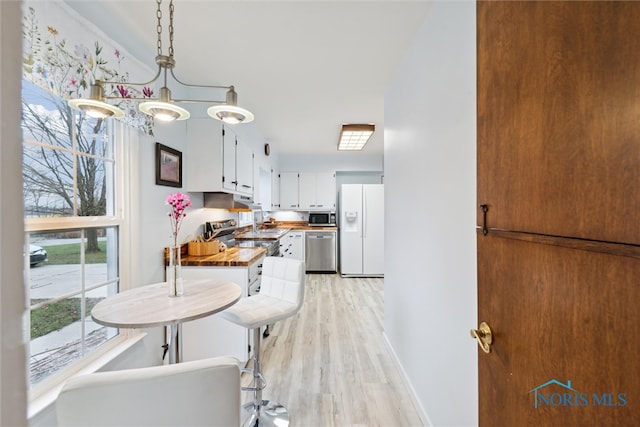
[68,82,124,119]
[207,86,254,124]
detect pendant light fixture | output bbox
[68,0,254,124]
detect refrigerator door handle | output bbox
[362,190,366,238]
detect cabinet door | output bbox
[279,172,299,209]
[298,172,317,209]
[315,172,336,209]
[271,169,280,209]
[281,231,304,260]
[236,142,253,196]
[290,231,305,261]
[186,119,224,192]
[222,126,237,192]
[256,167,271,210]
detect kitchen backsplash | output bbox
[265,211,307,222]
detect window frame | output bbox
[23,114,139,403]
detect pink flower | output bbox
[142,87,153,98]
[166,192,192,246]
[114,49,121,59]
[117,84,131,98]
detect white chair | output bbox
[219,257,305,427]
[56,356,241,427]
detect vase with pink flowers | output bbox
[166,192,191,297]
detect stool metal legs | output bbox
[242,327,289,427]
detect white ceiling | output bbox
[65,1,432,156]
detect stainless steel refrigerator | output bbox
[339,184,384,276]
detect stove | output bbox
[204,219,237,247]
[204,219,280,257]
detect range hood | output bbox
[203,192,253,211]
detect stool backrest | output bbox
[56,356,240,427]
[260,257,305,310]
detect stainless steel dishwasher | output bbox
[305,230,337,272]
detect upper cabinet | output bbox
[254,167,271,210]
[235,139,253,196]
[299,172,336,210]
[187,119,253,197]
[271,169,280,210]
[187,119,223,192]
[277,171,336,211]
[279,172,299,209]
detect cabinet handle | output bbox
[231,181,238,185]
[241,184,252,189]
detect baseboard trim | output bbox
[382,332,433,427]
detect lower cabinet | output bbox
[279,231,305,261]
[180,258,263,364]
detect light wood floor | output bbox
[242,273,423,427]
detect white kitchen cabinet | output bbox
[299,172,336,210]
[187,119,224,192]
[222,125,236,192]
[279,172,299,209]
[279,230,305,261]
[316,172,337,209]
[255,167,271,210]
[186,119,253,196]
[181,257,263,364]
[298,173,316,210]
[235,140,253,196]
[271,169,280,210]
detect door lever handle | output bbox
[470,321,493,353]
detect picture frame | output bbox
[155,142,182,188]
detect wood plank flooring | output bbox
[242,274,423,426]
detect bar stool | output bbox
[219,256,305,427]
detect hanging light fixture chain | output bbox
[156,0,163,56]
[168,0,175,58]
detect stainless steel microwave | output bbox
[308,212,336,226]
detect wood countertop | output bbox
[179,247,267,267]
[235,228,290,240]
[258,221,338,232]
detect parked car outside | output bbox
[30,244,48,266]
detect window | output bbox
[22,81,127,387]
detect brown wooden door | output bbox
[477,1,640,425]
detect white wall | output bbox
[383,2,477,426]
[278,152,382,172]
[1,2,28,425]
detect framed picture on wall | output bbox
[155,142,182,188]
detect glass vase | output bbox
[167,245,184,297]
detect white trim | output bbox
[25,216,122,232]
[382,332,433,427]
[27,332,147,420]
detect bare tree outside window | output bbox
[22,81,112,252]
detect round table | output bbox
[91,278,242,363]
